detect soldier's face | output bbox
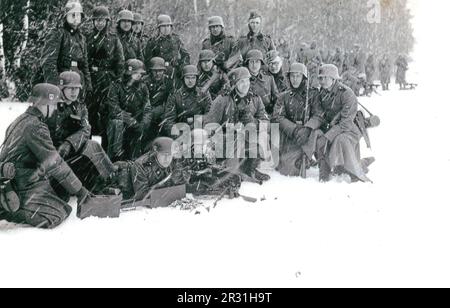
[132,23,143,33]
[200,60,214,72]
[120,20,132,32]
[289,73,304,89]
[209,25,223,37]
[184,76,197,89]
[248,59,262,75]
[63,87,80,103]
[159,25,172,36]
[131,73,143,81]
[67,13,82,28]
[157,152,173,168]
[235,78,251,97]
[319,76,334,89]
[152,70,165,81]
[248,18,262,33]
[268,59,282,74]
[94,19,107,31]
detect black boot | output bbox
[319,159,331,182]
[254,169,271,182]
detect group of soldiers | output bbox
[1,1,382,229]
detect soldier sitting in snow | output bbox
[302,64,373,183]
[47,71,116,199]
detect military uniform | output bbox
[163,86,212,135]
[303,81,370,182]
[47,100,115,194]
[249,71,279,115]
[332,50,344,74]
[269,70,289,93]
[40,23,92,92]
[104,78,150,161]
[379,56,391,90]
[202,33,235,69]
[144,34,190,84]
[114,151,174,201]
[197,69,227,101]
[86,28,125,135]
[365,55,376,84]
[205,88,270,182]
[117,28,143,62]
[395,55,408,87]
[0,107,84,228]
[273,87,317,176]
[233,32,275,59]
[141,73,173,150]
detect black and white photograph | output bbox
[0,0,448,289]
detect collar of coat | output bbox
[250,71,265,81]
[64,22,80,35]
[26,106,46,121]
[210,31,226,45]
[247,31,265,41]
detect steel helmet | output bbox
[245,49,265,64]
[182,65,199,77]
[126,59,146,75]
[149,57,167,70]
[133,13,144,24]
[157,14,173,27]
[199,50,215,62]
[29,84,64,106]
[117,10,134,23]
[228,67,251,85]
[59,71,83,89]
[92,6,111,20]
[288,62,308,78]
[64,1,84,17]
[208,16,225,28]
[318,64,341,80]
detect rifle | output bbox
[300,79,310,179]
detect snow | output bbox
[1,0,450,288]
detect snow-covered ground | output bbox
[1,0,450,288]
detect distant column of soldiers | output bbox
[1,1,392,229]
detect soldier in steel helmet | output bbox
[197,49,228,101]
[205,67,271,183]
[144,14,190,88]
[86,5,125,137]
[104,59,150,161]
[39,1,92,97]
[46,71,115,198]
[0,84,94,229]
[116,10,143,62]
[303,64,372,183]
[163,65,212,136]
[202,16,235,72]
[111,137,177,201]
[273,62,318,176]
[245,49,279,116]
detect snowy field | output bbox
[1,0,450,288]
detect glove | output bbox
[58,141,72,159]
[293,126,312,145]
[76,187,93,205]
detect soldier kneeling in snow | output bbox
[302,64,373,183]
[47,71,116,199]
[0,84,93,228]
[111,137,176,201]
